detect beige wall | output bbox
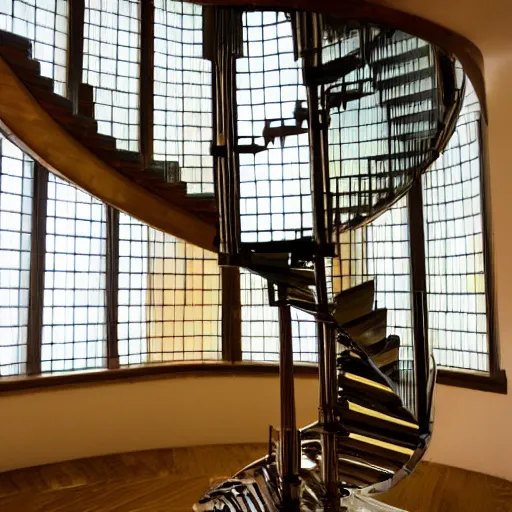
[1,0,511,483]
[0,375,319,473]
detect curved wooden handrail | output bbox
[0,57,216,252]
[197,0,487,122]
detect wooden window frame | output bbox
[0,0,505,395]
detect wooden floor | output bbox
[0,444,511,511]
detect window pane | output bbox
[0,0,69,96]
[118,213,222,364]
[0,135,33,376]
[423,80,489,372]
[42,174,107,373]
[153,0,213,194]
[237,11,312,244]
[241,269,318,363]
[83,0,140,151]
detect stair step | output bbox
[10,65,55,91]
[327,88,373,110]
[373,45,430,69]
[342,308,388,348]
[364,334,400,358]
[392,128,437,142]
[375,67,434,91]
[304,50,361,86]
[0,30,32,57]
[337,436,411,469]
[81,133,117,151]
[0,46,40,75]
[391,31,415,43]
[340,405,420,450]
[332,280,375,326]
[186,194,217,212]
[381,89,435,107]
[241,237,318,259]
[370,149,425,162]
[337,349,394,389]
[391,108,437,126]
[29,86,73,110]
[94,150,143,169]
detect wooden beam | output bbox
[0,57,216,251]
[26,163,48,375]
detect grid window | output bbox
[0,0,68,96]
[0,135,33,377]
[153,0,213,194]
[241,269,318,363]
[423,81,489,372]
[83,0,140,151]
[119,216,222,364]
[118,213,148,366]
[42,174,107,373]
[237,11,312,243]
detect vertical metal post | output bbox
[67,0,85,113]
[408,179,429,432]
[278,285,300,510]
[26,163,48,375]
[140,0,155,168]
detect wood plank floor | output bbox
[0,444,511,511]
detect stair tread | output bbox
[376,67,434,91]
[382,89,436,107]
[342,308,388,348]
[332,280,375,326]
[304,49,361,86]
[391,108,438,125]
[373,45,430,69]
[0,29,32,56]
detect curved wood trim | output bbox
[197,0,487,122]
[0,361,506,395]
[0,57,216,251]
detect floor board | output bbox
[0,444,511,511]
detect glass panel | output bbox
[237,11,312,244]
[0,0,69,96]
[83,0,140,151]
[0,135,33,376]
[241,269,318,363]
[118,213,222,364]
[42,174,107,372]
[423,80,489,372]
[153,0,213,193]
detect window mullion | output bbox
[26,163,48,375]
[478,119,500,375]
[106,206,120,370]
